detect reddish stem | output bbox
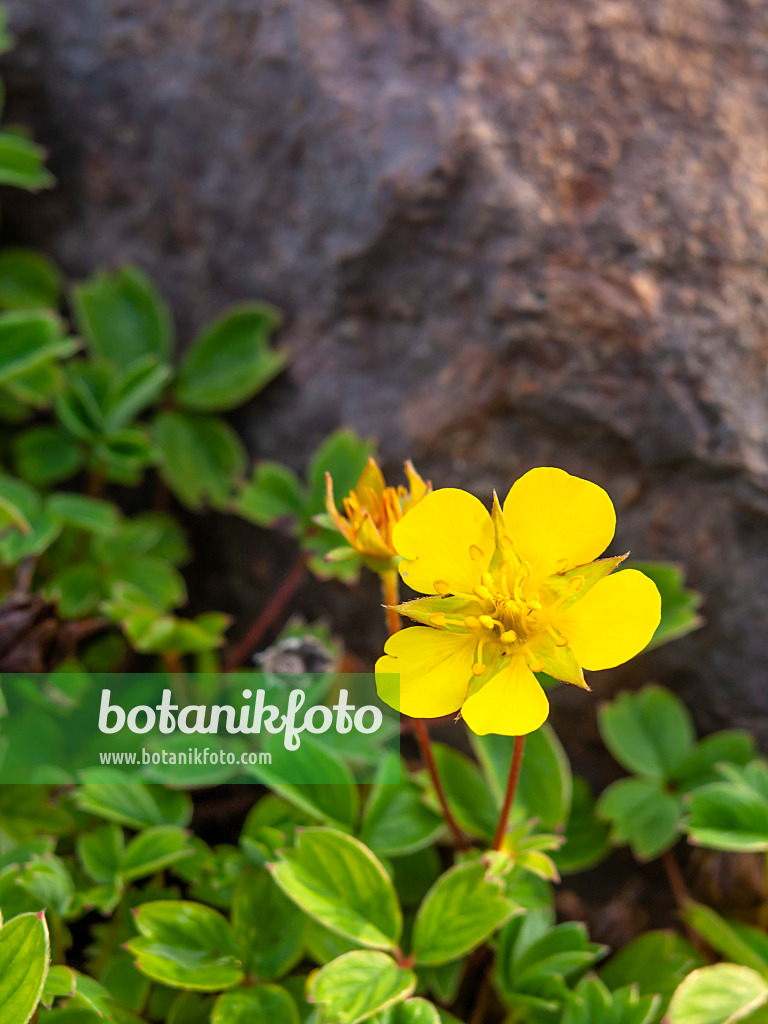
[662,847,692,909]
[224,553,307,671]
[492,735,526,851]
[414,716,470,851]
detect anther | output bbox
[557,558,569,574]
[472,662,486,676]
[429,613,447,627]
[433,580,452,596]
[479,615,497,631]
[528,657,545,672]
[556,636,569,647]
[473,585,494,603]
[464,615,480,629]
[500,534,513,548]
[469,544,485,561]
[569,576,585,591]
[500,630,517,643]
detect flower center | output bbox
[431,540,585,676]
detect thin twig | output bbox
[492,735,526,851]
[224,552,307,671]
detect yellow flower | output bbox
[375,467,661,737]
[325,457,431,572]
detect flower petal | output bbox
[556,568,661,671]
[461,655,550,736]
[375,625,476,719]
[393,488,494,595]
[503,467,616,582]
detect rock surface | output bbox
[4,0,768,750]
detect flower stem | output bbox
[224,552,307,671]
[381,570,402,635]
[381,571,470,852]
[662,847,691,909]
[492,735,526,851]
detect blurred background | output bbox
[3,0,767,765]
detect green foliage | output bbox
[597,685,756,860]
[667,965,768,1024]
[0,912,50,1023]
[237,428,375,581]
[0,20,753,1024]
[308,951,416,1024]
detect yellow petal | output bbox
[356,458,386,509]
[461,656,550,736]
[403,460,430,506]
[556,568,661,671]
[502,467,616,582]
[375,626,476,718]
[325,472,353,542]
[393,488,494,595]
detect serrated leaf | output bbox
[598,685,695,780]
[175,302,285,411]
[154,410,246,510]
[0,912,49,1024]
[72,266,173,370]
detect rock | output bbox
[4,0,768,744]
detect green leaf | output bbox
[0,912,50,1024]
[682,904,768,974]
[102,355,172,430]
[361,757,444,857]
[126,901,244,991]
[119,825,193,882]
[41,965,76,1009]
[306,430,376,519]
[72,266,173,370]
[598,685,695,780]
[597,777,682,860]
[77,824,124,884]
[427,744,498,841]
[106,556,187,613]
[252,734,359,829]
[674,731,757,792]
[47,493,120,535]
[411,861,519,966]
[564,975,659,1024]
[496,916,604,1008]
[0,310,76,386]
[270,828,402,951]
[231,868,305,980]
[175,302,285,411]
[684,782,768,852]
[552,776,612,875]
[212,985,299,1024]
[629,561,703,650]
[0,249,62,310]
[14,427,85,486]
[667,964,768,1024]
[373,998,440,1024]
[48,563,103,618]
[471,724,572,832]
[237,462,305,530]
[18,858,74,916]
[600,931,705,1013]
[0,132,54,190]
[154,410,247,510]
[308,951,416,1024]
[76,776,192,829]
